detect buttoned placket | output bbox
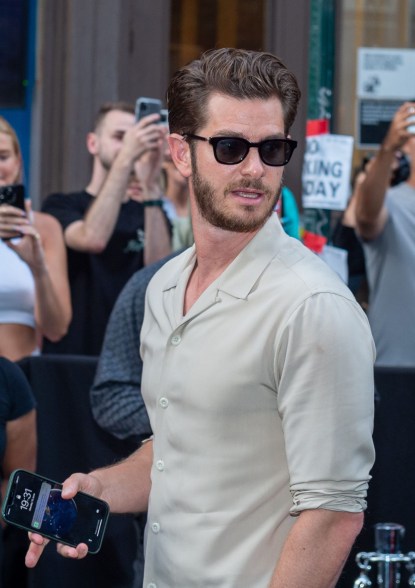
[146,295,223,586]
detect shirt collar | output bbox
[161,214,288,300]
[215,214,285,299]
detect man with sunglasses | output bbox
[26,48,375,588]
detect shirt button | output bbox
[171,334,181,345]
[156,459,165,471]
[151,522,160,534]
[147,584,157,588]
[159,397,169,408]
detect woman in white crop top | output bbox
[0,116,71,360]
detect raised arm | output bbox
[31,212,72,341]
[355,101,415,240]
[2,207,72,341]
[134,142,172,265]
[64,114,166,254]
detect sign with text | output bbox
[357,48,415,100]
[301,134,354,211]
[356,47,415,147]
[358,98,403,147]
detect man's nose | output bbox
[239,148,266,179]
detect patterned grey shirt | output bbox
[90,253,179,442]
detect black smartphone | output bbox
[135,97,162,122]
[0,184,25,210]
[1,470,110,554]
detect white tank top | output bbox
[0,238,36,328]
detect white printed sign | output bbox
[357,48,415,100]
[301,134,354,211]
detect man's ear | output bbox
[86,132,99,156]
[167,134,192,178]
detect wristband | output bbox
[142,199,164,207]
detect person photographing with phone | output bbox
[41,102,171,356]
[0,116,71,361]
[354,102,415,366]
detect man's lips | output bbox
[230,189,264,200]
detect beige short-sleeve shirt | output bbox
[141,214,375,588]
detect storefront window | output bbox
[169,0,265,77]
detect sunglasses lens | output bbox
[207,136,296,166]
[215,138,248,164]
[260,140,291,166]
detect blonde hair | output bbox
[0,116,23,183]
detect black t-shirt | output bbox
[0,357,35,565]
[42,191,146,356]
[0,357,36,462]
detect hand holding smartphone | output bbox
[2,469,109,554]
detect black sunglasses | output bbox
[184,134,297,167]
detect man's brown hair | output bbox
[93,101,135,132]
[166,48,301,136]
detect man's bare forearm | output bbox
[66,157,132,253]
[269,510,363,588]
[354,148,393,233]
[92,439,153,513]
[355,101,415,239]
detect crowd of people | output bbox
[0,45,414,586]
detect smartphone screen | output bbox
[135,97,162,122]
[0,184,25,210]
[2,470,109,554]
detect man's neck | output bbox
[183,224,257,316]
[183,209,260,313]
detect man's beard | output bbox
[191,153,281,233]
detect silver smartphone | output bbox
[2,469,110,554]
[135,97,162,122]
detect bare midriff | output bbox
[0,323,38,361]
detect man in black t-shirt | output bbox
[42,102,171,355]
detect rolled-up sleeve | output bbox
[275,292,376,515]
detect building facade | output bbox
[1,0,414,208]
